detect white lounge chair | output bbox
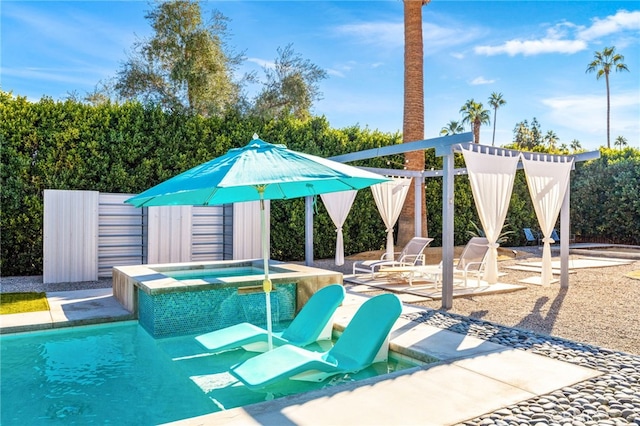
[420,237,490,287]
[352,237,434,278]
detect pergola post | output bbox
[441,150,455,309]
[560,181,570,288]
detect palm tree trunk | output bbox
[491,108,497,146]
[398,0,427,247]
[606,72,611,149]
[474,118,481,144]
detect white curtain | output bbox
[320,190,357,265]
[370,177,412,259]
[522,154,574,286]
[462,145,520,283]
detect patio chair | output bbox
[419,237,490,287]
[195,284,345,353]
[523,228,539,246]
[352,237,434,278]
[229,293,402,390]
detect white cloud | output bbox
[542,91,640,141]
[470,76,495,85]
[247,57,274,69]
[333,21,404,48]
[475,37,587,56]
[475,9,640,57]
[578,10,640,41]
[327,68,345,78]
[332,19,484,55]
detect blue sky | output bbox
[2,1,639,151]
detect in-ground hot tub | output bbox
[113,259,342,338]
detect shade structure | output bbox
[126,135,389,349]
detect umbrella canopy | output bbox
[126,135,389,349]
[126,136,387,207]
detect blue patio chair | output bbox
[523,228,539,246]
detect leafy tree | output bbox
[586,46,629,148]
[398,0,431,247]
[440,120,464,136]
[512,117,545,150]
[488,92,506,146]
[252,44,328,120]
[115,0,241,116]
[614,135,628,149]
[460,99,490,144]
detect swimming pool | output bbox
[0,321,422,425]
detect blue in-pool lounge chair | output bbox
[229,293,403,390]
[196,284,345,353]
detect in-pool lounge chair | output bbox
[195,284,345,353]
[352,237,434,278]
[230,293,402,391]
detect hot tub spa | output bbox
[113,260,342,338]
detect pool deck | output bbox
[0,287,603,425]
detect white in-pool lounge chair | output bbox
[229,293,402,390]
[195,284,345,353]
[352,237,434,278]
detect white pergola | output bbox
[303,132,600,309]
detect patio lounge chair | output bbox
[195,284,345,353]
[523,228,539,246]
[352,237,434,278]
[420,237,489,287]
[229,293,402,390]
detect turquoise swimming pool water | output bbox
[0,321,420,425]
[163,266,264,280]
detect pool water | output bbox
[163,266,264,280]
[1,321,421,425]
[161,266,290,281]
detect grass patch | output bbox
[0,292,50,315]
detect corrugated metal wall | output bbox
[43,190,99,283]
[233,200,265,260]
[98,193,144,278]
[146,205,193,264]
[43,190,254,282]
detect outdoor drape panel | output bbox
[370,177,412,259]
[320,190,357,266]
[522,154,574,287]
[461,145,519,284]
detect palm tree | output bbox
[570,139,582,152]
[614,135,628,150]
[440,120,464,136]
[586,46,629,148]
[544,130,559,150]
[460,99,490,144]
[488,92,506,146]
[397,0,431,246]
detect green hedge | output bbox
[1,92,638,276]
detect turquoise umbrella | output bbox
[126,135,388,349]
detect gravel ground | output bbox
[2,246,639,355]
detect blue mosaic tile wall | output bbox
[138,283,297,338]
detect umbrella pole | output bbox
[259,189,273,350]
